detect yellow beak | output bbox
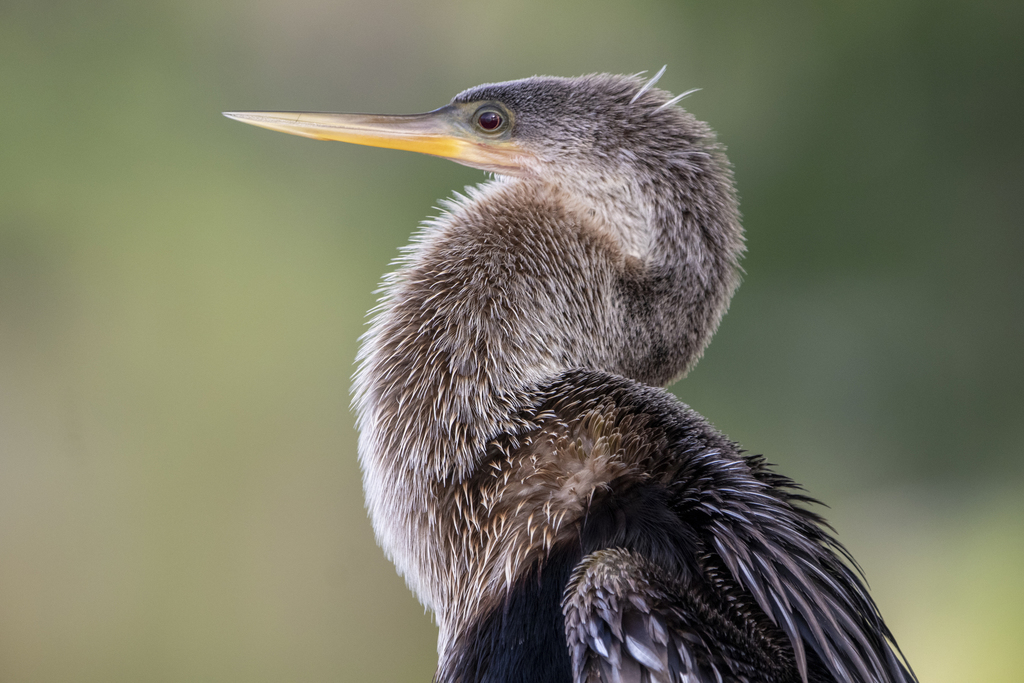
[223,106,529,174]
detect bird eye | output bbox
[475,109,504,132]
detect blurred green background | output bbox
[1,0,1021,681]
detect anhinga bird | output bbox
[225,70,915,683]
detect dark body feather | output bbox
[437,372,912,683]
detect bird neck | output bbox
[544,174,655,261]
[354,167,741,613]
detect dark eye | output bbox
[476,110,503,131]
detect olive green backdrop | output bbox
[1,0,1021,681]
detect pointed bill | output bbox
[223,107,530,174]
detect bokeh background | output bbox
[1,0,1022,681]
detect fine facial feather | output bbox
[629,65,667,104]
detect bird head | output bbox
[224,72,709,183]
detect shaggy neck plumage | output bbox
[353,152,741,633]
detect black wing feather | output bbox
[540,372,916,683]
[564,548,753,683]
